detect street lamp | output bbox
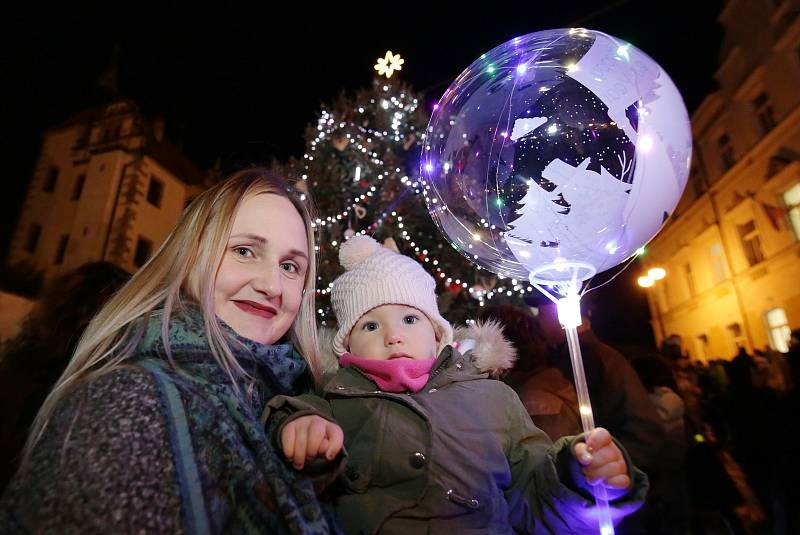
[638,275,655,287]
[648,267,666,280]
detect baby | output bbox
[266,235,647,533]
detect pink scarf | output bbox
[339,353,436,393]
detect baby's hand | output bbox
[281,415,344,470]
[573,427,630,490]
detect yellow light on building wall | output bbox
[374,51,405,79]
[648,267,666,280]
[638,275,654,288]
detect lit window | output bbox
[765,308,791,353]
[709,243,726,284]
[783,183,800,240]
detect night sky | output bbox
[1,1,724,347]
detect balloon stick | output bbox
[533,280,615,535]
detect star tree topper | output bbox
[374,51,405,78]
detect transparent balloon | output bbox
[423,28,691,285]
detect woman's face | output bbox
[214,193,309,344]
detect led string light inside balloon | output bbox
[421,165,533,304]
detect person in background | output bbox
[477,303,582,441]
[631,354,690,534]
[0,261,129,492]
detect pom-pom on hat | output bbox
[331,235,453,357]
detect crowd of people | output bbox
[481,302,800,535]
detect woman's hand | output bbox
[281,415,344,470]
[573,427,631,490]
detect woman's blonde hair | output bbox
[23,167,320,464]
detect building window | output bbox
[54,234,69,265]
[102,123,120,142]
[752,92,777,134]
[147,176,164,208]
[737,220,764,266]
[684,263,696,297]
[656,278,670,314]
[718,134,735,171]
[727,323,747,351]
[690,165,706,198]
[695,334,710,362]
[709,243,726,284]
[765,307,791,353]
[25,223,42,253]
[783,183,800,240]
[74,126,90,148]
[43,166,59,192]
[767,154,789,179]
[134,236,153,267]
[71,174,86,201]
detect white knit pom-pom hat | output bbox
[331,235,453,357]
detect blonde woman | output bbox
[0,169,342,534]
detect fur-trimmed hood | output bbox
[317,320,516,382]
[453,319,516,378]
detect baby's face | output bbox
[348,304,438,361]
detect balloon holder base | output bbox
[528,261,596,286]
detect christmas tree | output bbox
[289,53,529,328]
